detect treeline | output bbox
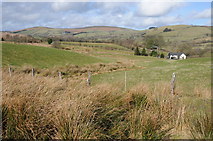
[3,31,210,58]
[134,47,165,58]
[1,32,42,43]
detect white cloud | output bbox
[137,0,184,17]
[141,16,182,27]
[51,2,93,13]
[2,1,209,31]
[193,8,211,19]
[51,2,72,11]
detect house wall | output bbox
[170,55,178,59]
[179,54,186,59]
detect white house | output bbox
[168,52,187,60]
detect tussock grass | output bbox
[2,70,211,139]
[4,61,135,79]
[187,112,213,139]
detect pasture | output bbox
[2,41,212,139]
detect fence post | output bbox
[58,72,62,80]
[171,72,176,95]
[32,68,35,77]
[87,71,91,86]
[125,71,127,91]
[9,66,12,77]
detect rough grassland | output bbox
[2,42,104,68]
[2,42,212,139]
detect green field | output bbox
[92,56,211,93]
[2,42,211,93]
[2,42,105,68]
[2,41,212,139]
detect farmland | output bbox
[2,41,212,139]
[9,25,211,50]
[2,42,105,68]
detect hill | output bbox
[143,25,211,49]
[2,42,104,68]
[10,26,140,40]
[9,25,211,50]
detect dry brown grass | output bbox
[2,70,211,139]
[4,62,135,79]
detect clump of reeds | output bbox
[2,70,210,139]
[187,112,213,139]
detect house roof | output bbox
[168,52,185,56]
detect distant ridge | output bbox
[8,25,211,51]
[12,25,133,33]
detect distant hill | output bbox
[9,25,211,49]
[10,26,140,39]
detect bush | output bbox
[141,48,148,56]
[163,28,172,32]
[134,47,140,56]
[160,53,164,58]
[150,51,158,57]
[47,38,53,44]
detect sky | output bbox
[2,0,212,31]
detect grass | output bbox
[1,71,183,139]
[2,41,211,139]
[61,41,130,51]
[92,57,211,92]
[2,42,105,68]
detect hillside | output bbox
[143,25,211,48]
[2,42,104,68]
[9,25,211,50]
[11,26,141,40]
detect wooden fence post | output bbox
[9,66,12,77]
[125,71,127,91]
[32,68,35,77]
[171,72,176,95]
[58,72,62,80]
[87,71,91,86]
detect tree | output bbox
[160,53,165,58]
[163,28,172,32]
[47,38,53,44]
[141,48,147,56]
[134,47,140,55]
[175,43,193,56]
[150,50,158,57]
[144,35,165,49]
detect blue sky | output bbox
[2,1,211,31]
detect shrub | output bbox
[141,48,148,56]
[160,53,164,58]
[47,38,53,44]
[163,28,172,32]
[150,51,158,57]
[134,47,141,56]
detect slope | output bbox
[2,42,104,68]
